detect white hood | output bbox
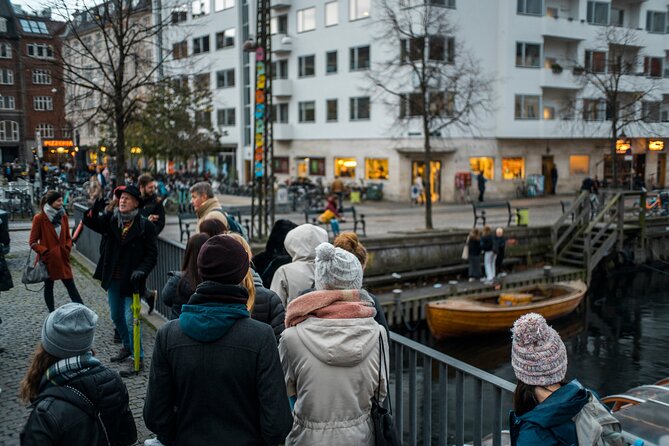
[284,224,329,262]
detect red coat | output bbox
[29,212,74,280]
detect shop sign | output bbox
[43,140,74,148]
[648,140,664,151]
[616,138,631,154]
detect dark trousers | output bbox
[44,278,84,312]
[335,192,344,211]
[478,189,485,202]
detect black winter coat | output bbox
[251,272,285,341]
[21,365,137,446]
[141,194,166,235]
[83,199,158,297]
[480,234,494,252]
[161,271,193,320]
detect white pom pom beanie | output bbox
[511,313,567,386]
[314,242,363,291]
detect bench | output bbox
[177,204,197,242]
[304,206,366,237]
[472,201,513,228]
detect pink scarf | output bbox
[285,289,376,328]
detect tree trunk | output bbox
[423,114,433,230]
[115,107,126,185]
[610,120,618,188]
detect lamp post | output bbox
[130,146,142,169]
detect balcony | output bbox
[272,79,292,98]
[540,67,581,90]
[541,16,590,41]
[270,0,290,9]
[273,123,292,141]
[271,34,292,55]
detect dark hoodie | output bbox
[510,379,590,446]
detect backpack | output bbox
[213,208,249,240]
[573,392,625,446]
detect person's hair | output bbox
[333,232,367,269]
[138,173,154,189]
[199,219,228,237]
[513,380,567,416]
[482,226,492,236]
[181,233,210,293]
[226,233,256,312]
[40,190,60,209]
[264,219,298,256]
[189,181,214,199]
[468,228,480,240]
[20,344,60,403]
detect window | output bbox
[350,0,370,20]
[502,157,525,180]
[644,57,663,78]
[0,96,15,110]
[216,69,235,88]
[217,108,236,126]
[469,157,494,180]
[0,43,11,58]
[514,95,540,119]
[62,126,72,139]
[214,0,234,11]
[401,36,454,63]
[272,60,288,79]
[274,157,289,174]
[194,73,210,89]
[350,96,370,120]
[326,99,338,122]
[642,102,661,122]
[34,96,53,111]
[0,121,19,142]
[335,157,357,178]
[585,50,606,73]
[298,101,316,122]
[27,43,54,59]
[326,51,337,74]
[19,19,49,34]
[586,1,609,25]
[272,103,289,123]
[543,106,555,120]
[366,158,389,180]
[171,5,188,23]
[193,35,210,54]
[350,45,370,70]
[646,11,667,34]
[192,0,210,17]
[196,110,212,127]
[325,1,339,26]
[32,69,52,85]
[569,155,589,175]
[271,15,288,34]
[299,157,325,176]
[582,99,606,121]
[36,123,54,139]
[297,7,316,33]
[516,42,541,68]
[173,41,188,59]
[216,28,235,49]
[517,0,542,16]
[0,18,7,33]
[298,55,315,77]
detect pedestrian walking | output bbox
[550,165,558,195]
[144,235,293,445]
[494,227,506,276]
[481,226,495,282]
[29,191,84,312]
[82,185,158,377]
[270,223,329,308]
[139,174,165,314]
[477,171,487,202]
[509,313,624,446]
[279,242,388,445]
[189,181,229,232]
[467,228,482,281]
[331,176,345,211]
[252,219,298,288]
[20,303,137,446]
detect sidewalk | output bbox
[0,254,157,445]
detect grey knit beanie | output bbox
[511,313,567,386]
[42,303,98,359]
[314,242,363,291]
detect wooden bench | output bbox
[304,206,366,237]
[177,204,197,242]
[472,201,513,227]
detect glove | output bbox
[130,270,145,284]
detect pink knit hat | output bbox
[511,313,567,386]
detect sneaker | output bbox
[147,290,157,315]
[113,329,121,344]
[110,347,131,363]
[120,359,144,378]
[144,439,166,446]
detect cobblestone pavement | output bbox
[0,255,157,445]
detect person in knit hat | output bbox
[144,234,293,445]
[278,242,388,445]
[509,313,603,446]
[20,303,137,445]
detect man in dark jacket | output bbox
[144,235,293,445]
[477,171,487,202]
[83,185,158,377]
[139,174,165,314]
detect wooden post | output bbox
[617,194,624,253]
[639,190,646,249]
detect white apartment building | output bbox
[165,0,669,201]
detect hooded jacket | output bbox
[251,270,285,342]
[278,317,388,446]
[144,281,293,446]
[270,224,328,308]
[510,379,590,446]
[195,197,228,232]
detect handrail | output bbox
[584,193,620,234]
[552,190,588,236]
[552,191,589,262]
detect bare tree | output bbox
[569,26,663,187]
[368,0,495,230]
[50,0,171,181]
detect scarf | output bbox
[113,207,139,229]
[43,203,65,229]
[285,289,376,328]
[44,352,101,387]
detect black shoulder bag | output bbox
[372,331,402,446]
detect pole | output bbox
[132,289,141,374]
[34,131,43,198]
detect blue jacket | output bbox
[510,380,589,446]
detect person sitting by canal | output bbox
[319,195,344,236]
[493,227,506,277]
[467,228,482,282]
[509,313,624,446]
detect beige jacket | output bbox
[195,197,228,232]
[278,317,388,446]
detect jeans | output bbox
[330,219,341,236]
[484,251,497,281]
[107,280,143,359]
[44,279,84,312]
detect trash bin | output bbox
[517,208,529,226]
[365,183,383,201]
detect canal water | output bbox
[409,265,669,398]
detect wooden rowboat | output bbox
[426,280,587,339]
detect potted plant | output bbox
[572,65,585,75]
[551,63,563,74]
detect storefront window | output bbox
[502,157,525,180]
[365,158,388,180]
[274,156,289,174]
[296,157,325,177]
[335,157,357,178]
[469,157,494,180]
[569,155,589,175]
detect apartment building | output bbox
[0,1,67,164]
[164,0,669,201]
